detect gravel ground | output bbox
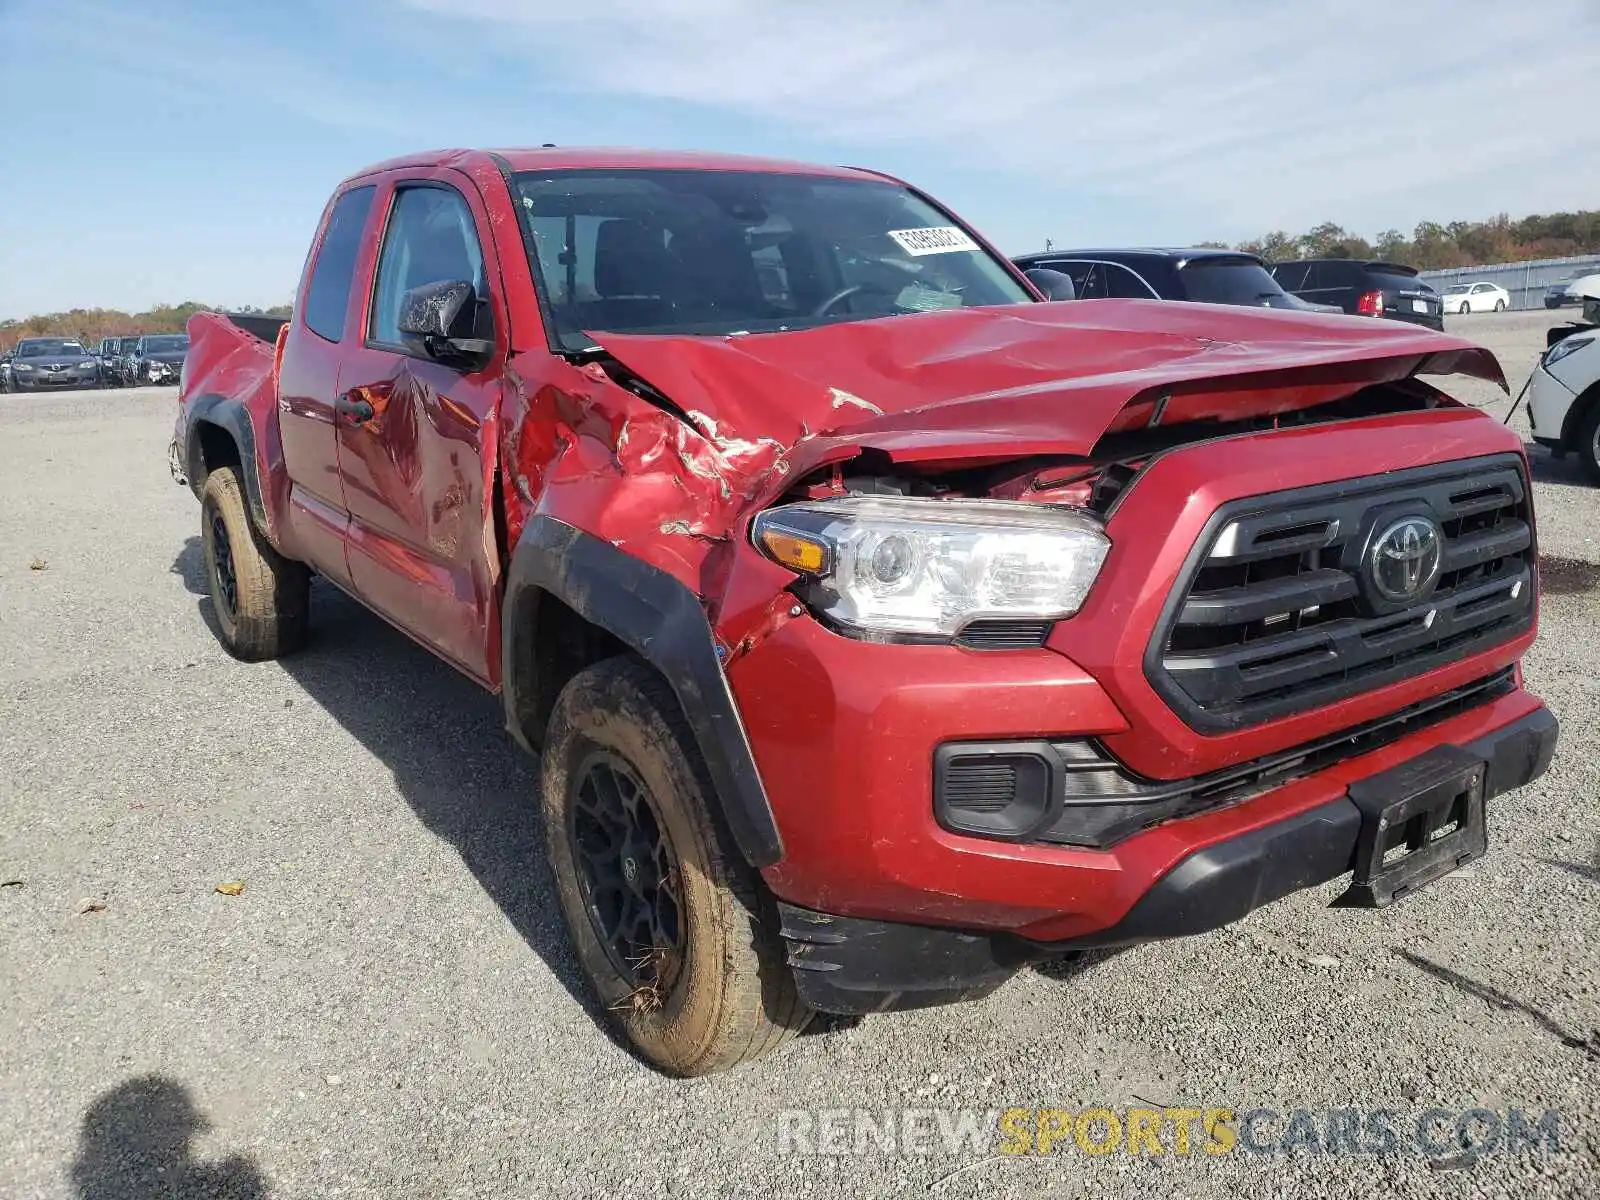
[2,315,1597,1200]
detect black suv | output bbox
[94,336,136,385]
[1010,247,1340,313]
[1269,259,1443,330]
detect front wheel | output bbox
[199,466,309,659]
[1459,302,1471,315]
[1579,404,1600,486]
[541,657,809,1075]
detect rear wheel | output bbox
[1494,298,1507,312]
[199,466,309,660]
[541,656,808,1075]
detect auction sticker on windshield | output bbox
[888,226,980,256]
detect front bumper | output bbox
[779,704,1556,1013]
[1528,362,1577,446]
[11,372,97,389]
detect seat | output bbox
[670,218,765,318]
[585,218,681,331]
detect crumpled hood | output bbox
[590,300,1505,466]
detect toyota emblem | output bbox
[1369,516,1443,604]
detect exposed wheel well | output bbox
[193,420,242,486]
[506,588,629,752]
[1559,382,1600,450]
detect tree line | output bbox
[0,302,291,354]
[1232,209,1600,271]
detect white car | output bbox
[1441,281,1511,314]
[1528,285,1600,482]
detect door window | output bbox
[368,185,487,348]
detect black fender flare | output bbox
[185,394,269,532]
[501,515,784,868]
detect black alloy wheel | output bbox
[209,512,238,618]
[567,749,685,991]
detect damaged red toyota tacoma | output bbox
[171,148,1557,1075]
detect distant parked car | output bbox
[7,337,101,391]
[1270,259,1444,330]
[1440,281,1511,314]
[0,352,13,393]
[130,333,190,386]
[113,336,146,384]
[1544,272,1600,311]
[94,336,137,385]
[1010,247,1344,313]
[1543,275,1585,309]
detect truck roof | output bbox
[346,146,887,184]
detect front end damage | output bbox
[498,301,1506,663]
[495,300,1550,1008]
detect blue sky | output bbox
[1,0,1596,319]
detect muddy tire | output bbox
[1578,403,1600,485]
[199,466,309,661]
[541,656,808,1075]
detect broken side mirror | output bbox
[1025,268,1077,302]
[397,279,494,369]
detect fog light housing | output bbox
[933,744,1054,839]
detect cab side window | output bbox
[303,185,377,343]
[369,185,487,349]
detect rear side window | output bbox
[303,185,376,343]
[1271,261,1309,291]
[1105,263,1157,298]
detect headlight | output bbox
[751,495,1110,640]
[1544,336,1594,368]
[13,362,32,371]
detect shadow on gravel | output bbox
[1538,554,1600,596]
[172,537,631,1056]
[1394,949,1598,1058]
[1523,443,1595,488]
[1540,856,1600,884]
[1031,947,1127,981]
[71,1075,265,1200]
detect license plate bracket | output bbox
[1334,745,1487,908]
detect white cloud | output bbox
[402,0,1600,238]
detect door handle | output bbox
[334,392,375,422]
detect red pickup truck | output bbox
[172,148,1556,1076]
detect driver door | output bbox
[334,171,505,682]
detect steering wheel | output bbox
[812,282,897,318]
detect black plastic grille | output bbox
[955,619,1052,650]
[1148,456,1534,731]
[943,760,1019,813]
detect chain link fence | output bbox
[1420,254,1600,312]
